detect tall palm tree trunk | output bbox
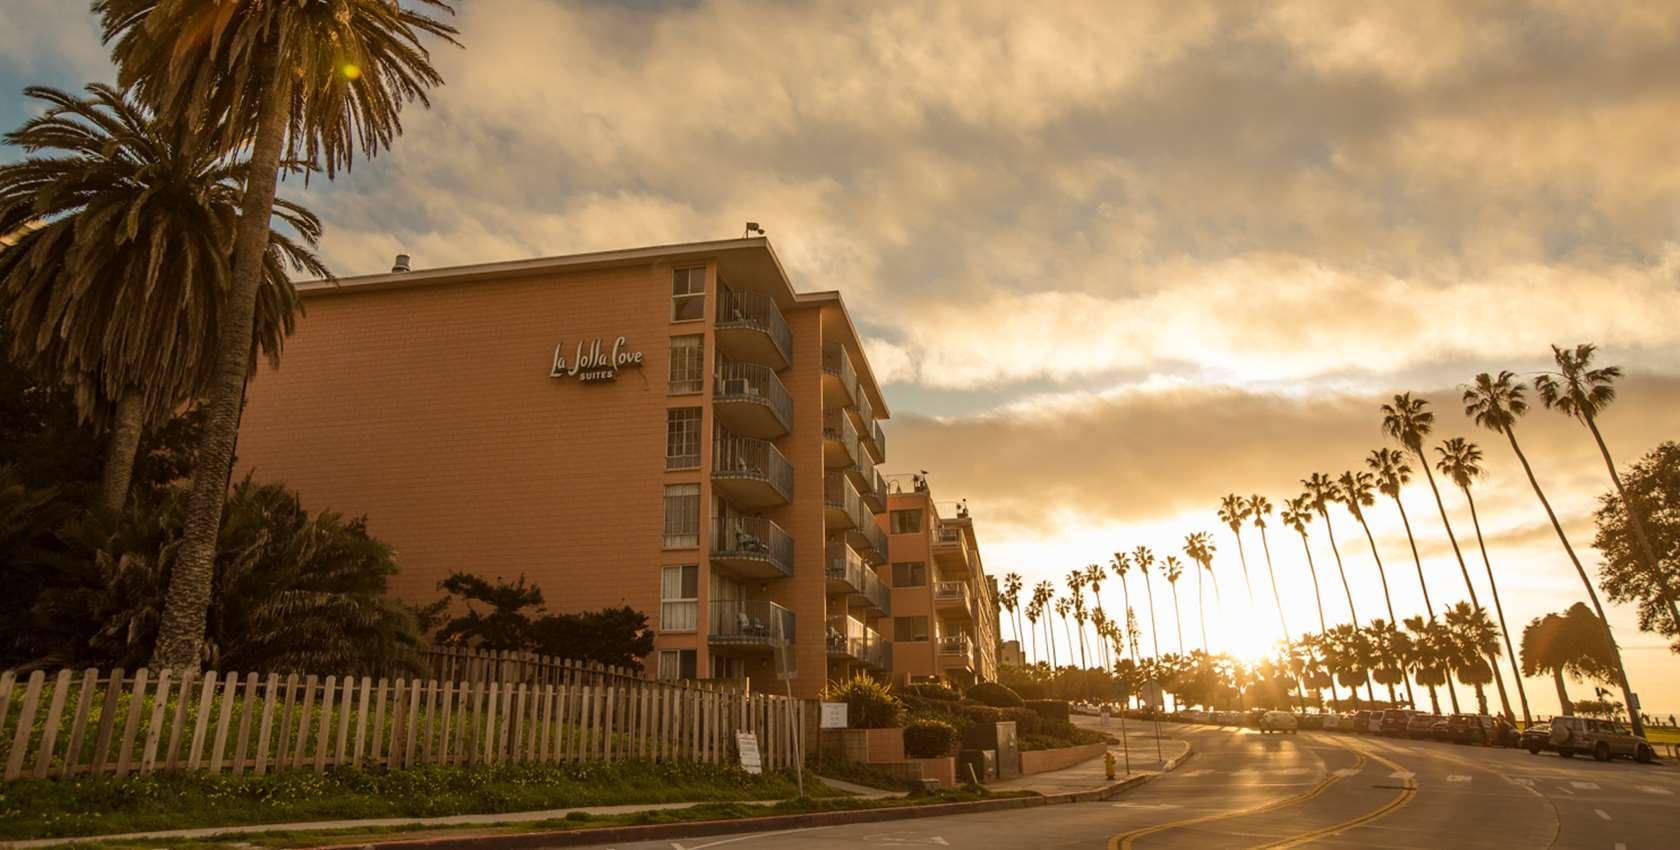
[1317,515,1377,704]
[1461,485,1532,725]
[1231,531,1255,602]
[1498,423,1643,735]
[1076,621,1088,669]
[152,62,291,671]
[1046,615,1057,667]
[1257,527,1291,644]
[1170,584,1185,654]
[1142,575,1160,658]
[1062,616,1076,666]
[1297,533,1328,634]
[1389,494,1442,712]
[1353,516,1415,707]
[1552,668,1572,716]
[1196,565,1209,652]
[1583,412,1680,629]
[96,389,147,514]
[1119,579,1137,663]
[1416,453,1515,721]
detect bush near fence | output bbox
[0,664,804,783]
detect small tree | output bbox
[1592,442,1680,650]
[431,572,654,667]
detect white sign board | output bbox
[735,731,762,774]
[820,702,849,729]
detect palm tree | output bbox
[1367,448,1436,621]
[1133,546,1161,658]
[1521,603,1619,716]
[1444,602,1503,716]
[1072,595,1090,670]
[1280,498,1328,634]
[1436,437,1531,725]
[1002,572,1024,648]
[1247,495,1292,643]
[1336,470,1414,708]
[1084,563,1107,657]
[98,0,461,670]
[1217,494,1256,600]
[1536,344,1679,629]
[1034,580,1057,666]
[1464,371,1645,735]
[1183,532,1216,652]
[1066,570,1089,667]
[1302,473,1359,626]
[1164,555,1186,654]
[1024,596,1043,665]
[0,84,319,515]
[1090,606,1111,669]
[1110,553,1138,662]
[1324,624,1374,707]
[1055,597,1075,665]
[1405,614,1459,713]
[1366,619,1412,708]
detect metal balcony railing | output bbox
[822,343,859,407]
[716,288,792,365]
[854,391,873,429]
[853,519,888,565]
[715,360,793,433]
[713,430,794,502]
[826,540,866,587]
[826,615,865,656]
[938,633,973,657]
[859,627,888,669]
[712,515,794,577]
[935,581,971,606]
[869,420,886,462]
[860,563,890,614]
[870,467,889,510]
[824,472,864,529]
[710,600,795,646]
[823,408,861,468]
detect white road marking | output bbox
[861,835,948,846]
[1572,781,1601,790]
[1508,777,1536,787]
[1269,767,1314,776]
[1111,802,1180,810]
[672,827,833,849]
[1640,785,1673,795]
[1332,767,1362,778]
[1178,768,1211,778]
[1555,786,1574,795]
[1446,774,1471,783]
[1388,770,1416,780]
[1594,808,1611,821]
[1615,843,1628,850]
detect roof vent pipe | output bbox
[391,253,411,273]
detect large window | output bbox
[666,407,702,469]
[891,561,926,587]
[658,649,697,681]
[893,616,929,642]
[669,334,703,393]
[672,266,706,321]
[890,509,923,534]
[661,564,698,631]
[663,483,700,548]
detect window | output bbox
[663,483,700,548]
[672,266,706,321]
[890,509,923,534]
[658,649,697,681]
[661,565,699,631]
[892,561,926,587]
[666,407,702,469]
[893,616,929,642]
[668,335,703,393]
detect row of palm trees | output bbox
[0,2,460,670]
[997,344,1666,735]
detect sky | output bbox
[3,1,1678,717]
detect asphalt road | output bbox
[566,725,1679,849]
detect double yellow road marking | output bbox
[1108,734,1418,849]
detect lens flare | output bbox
[342,64,362,80]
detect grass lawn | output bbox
[0,760,838,842]
[38,788,1022,850]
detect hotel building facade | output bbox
[235,238,994,699]
[881,482,1001,686]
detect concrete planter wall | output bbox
[908,756,956,787]
[821,727,905,764]
[1019,741,1108,775]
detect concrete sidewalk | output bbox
[990,718,1191,796]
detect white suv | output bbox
[1258,711,1299,734]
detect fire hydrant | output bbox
[1105,751,1117,781]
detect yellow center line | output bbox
[1248,737,1419,849]
[1107,735,1365,850]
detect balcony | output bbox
[716,288,791,370]
[715,361,792,439]
[931,524,972,578]
[857,462,887,515]
[822,343,859,411]
[827,541,890,615]
[709,600,794,651]
[713,430,793,508]
[849,517,888,566]
[826,617,889,671]
[712,515,793,579]
[822,408,861,471]
[937,633,974,671]
[934,581,974,622]
[863,419,886,464]
[824,472,864,531]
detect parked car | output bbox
[1545,716,1657,763]
[1441,714,1495,745]
[1407,713,1446,739]
[1378,709,1416,737]
[1297,713,1325,731]
[1258,711,1299,734]
[1520,725,1552,754]
[1350,710,1376,734]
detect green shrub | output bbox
[1025,699,1070,723]
[1001,706,1041,736]
[966,682,1024,708]
[903,719,958,758]
[826,675,903,729]
[901,681,961,702]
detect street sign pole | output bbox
[777,644,804,798]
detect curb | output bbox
[313,744,1193,850]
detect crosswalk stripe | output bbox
[1640,786,1672,795]
[1571,781,1601,790]
[1446,774,1471,783]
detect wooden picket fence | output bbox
[420,647,648,689]
[0,666,803,782]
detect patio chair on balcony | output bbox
[736,530,767,554]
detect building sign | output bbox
[735,731,762,774]
[549,336,644,383]
[820,702,849,729]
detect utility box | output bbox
[957,748,998,783]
